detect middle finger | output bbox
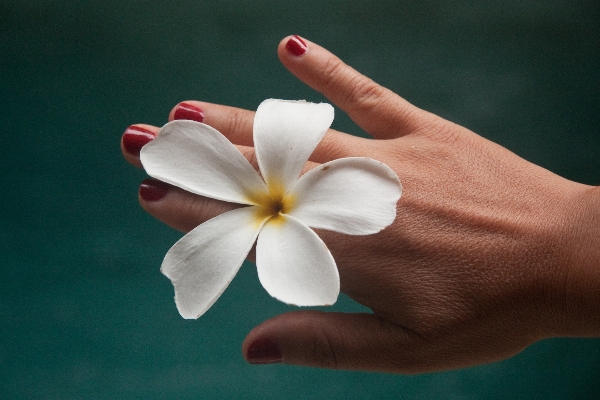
[169,100,365,163]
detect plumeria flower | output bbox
[140,99,402,319]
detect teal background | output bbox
[1,0,599,399]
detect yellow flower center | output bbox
[246,180,295,227]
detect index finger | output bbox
[278,35,429,140]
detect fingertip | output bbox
[121,124,159,167]
[242,311,308,365]
[278,35,309,63]
[138,178,170,203]
[244,337,282,364]
[285,35,309,57]
[169,101,205,123]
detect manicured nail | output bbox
[246,338,282,364]
[286,35,307,56]
[173,102,205,122]
[139,179,169,202]
[122,125,156,157]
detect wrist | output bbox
[546,184,600,337]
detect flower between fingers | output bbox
[140,99,402,319]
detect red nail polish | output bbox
[173,102,205,122]
[286,35,307,56]
[246,338,282,364]
[122,126,156,157]
[139,179,169,202]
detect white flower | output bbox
[140,99,402,319]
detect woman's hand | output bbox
[121,35,600,373]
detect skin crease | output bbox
[121,36,600,373]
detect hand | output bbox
[121,35,600,373]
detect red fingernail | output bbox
[246,338,282,364]
[139,179,169,202]
[122,126,156,157]
[173,102,205,122]
[286,35,307,56]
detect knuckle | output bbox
[170,189,237,231]
[435,123,462,145]
[245,149,259,172]
[237,147,259,171]
[226,108,252,140]
[421,119,464,145]
[321,55,387,112]
[321,56,346,90]
[304,329,339,369]
[179,194,216,226]
[344,76,385,112]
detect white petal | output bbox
[141,120,267,205]
[256,215,339,306]
[161,206,265,319]
[287,157,402,235]
[253,99,334,192]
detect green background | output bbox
[1,0,599,398]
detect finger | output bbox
[121,123,261,170]
[137,139,260,232]
[139,178,259,261]
[138,152,323,232]
[278,35,429,139]
[169,101,255,147]
[121,124,159,168]
[242,311,427,373]
[168,100,367,163]
[138,178,241,232]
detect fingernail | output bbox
[246,338,282,364]
[122,126,156,157]
[173,102,205,122]
[286,35,307,56]
[139,179,169,202]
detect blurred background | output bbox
[1,0,599,398]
